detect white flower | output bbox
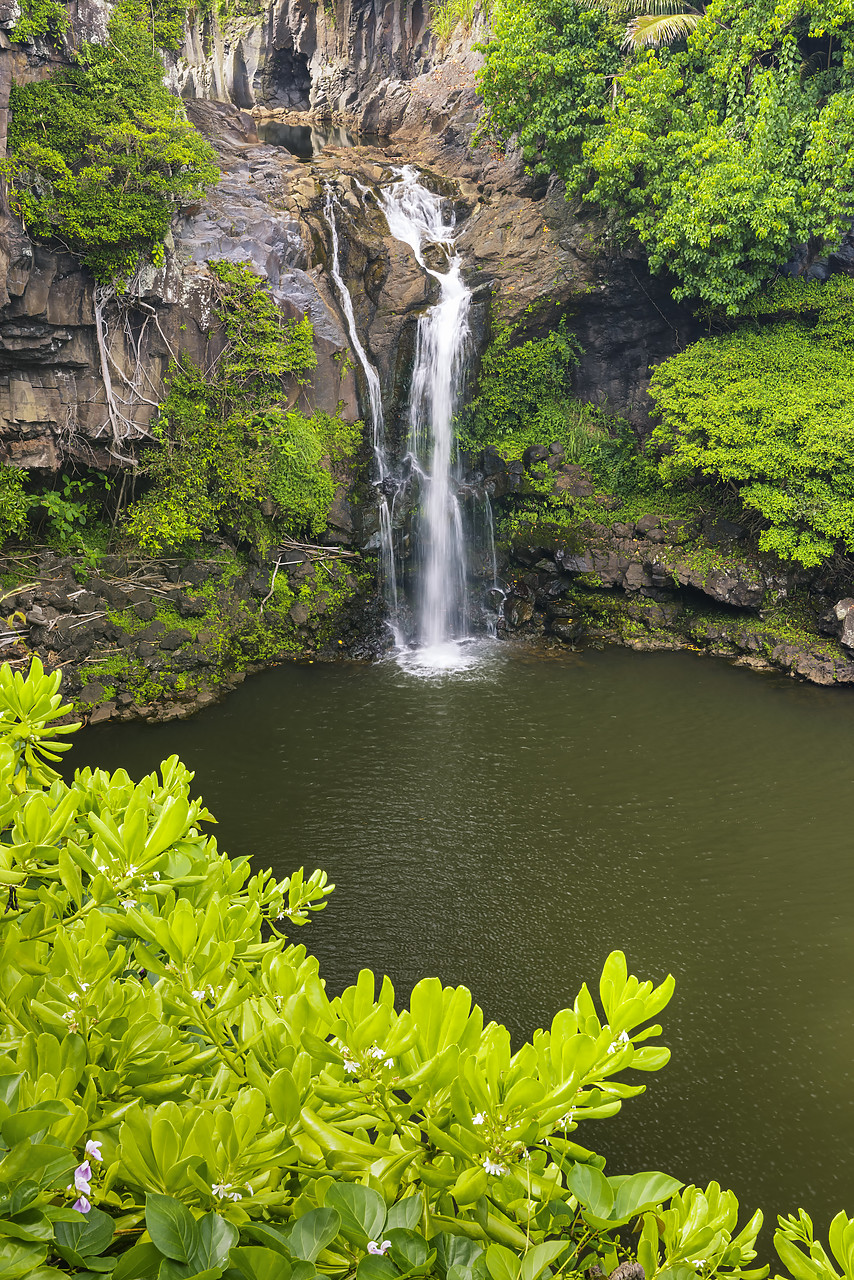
[69,992,79,1003]
[228,1191,243,1201]
[211,1183,233,1199]
[121,899,137,909]
[245,1185,254,1196]
[192,989,206,1000]
[152,871,161,881]
[472,1112,486,1126]
[607,1029,631,1055]
[127,865,138,876]
[557,1111,575,1129]
[516,1148,529,1161]
[369,1046,385,1060]
[343,1058,359,1073]
[80,982,90,992]
[385,1058,394,1069]
[368,1241,392,1255]
[691,1262,707,1271]
[483,1157,507,1176]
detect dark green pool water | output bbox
[68,643,854,1245]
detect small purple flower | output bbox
[74,1163,92,1191]
[85,1140,103,1162]
[73,1195,91,1214]
[368,1242,392,1256]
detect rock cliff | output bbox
[0,0,707,485]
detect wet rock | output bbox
[523,444,549,468]
[551,618,584,643]
[160,629,193,651]
[505,596,534,629]
[133,601,157,621]
[79,682,106,704]
[703,514,746,544]
[556,549,594,573]
[89,702,116,725]
[827,598,854,649]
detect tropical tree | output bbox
[576,0,704,49]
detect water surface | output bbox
[69,645,854,1245]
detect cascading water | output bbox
[323,187,400,625]
[324,167,498,668]
[379,167,473,656]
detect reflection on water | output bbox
[257,120,357,158]
[67,645,854,1249]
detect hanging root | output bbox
[93,283,158,463]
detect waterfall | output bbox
[324,167,496,668]
[323,187,400,623]
[379,167,473,654]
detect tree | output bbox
[577,0,704,51]
[3,5,218,283]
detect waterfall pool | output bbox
[67,643,854,1249]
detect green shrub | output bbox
[478,0,854,310]
[476,0,622,190]
[648,278,854,566]
[125,263,358,554]
[0,466,29,545]
[9,0,70,43]
[3,6,218,283]
[465,321,582,444]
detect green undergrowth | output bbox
[125,262,361,558]
[76,551,371,710]
[649,277,854,568]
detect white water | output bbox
[325,168,496,673]
[380,167,473,659]
[324,187,400,623]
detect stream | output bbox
[68,642,854,1247]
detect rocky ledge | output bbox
[474,449,854,688]
[0,544,384,723]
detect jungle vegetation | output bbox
[477,0,854,313]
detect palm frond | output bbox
[622,10,701,48]
[578,0,701,14]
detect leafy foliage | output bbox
[125,262,358,554]
[648,277,854,566]
[584,0,854,310]
[576,0,703,51]
[3,5,218,283]
[0,656,794,1280]
[9,0,69,43]
[479,0,854,309]
[0,468,29,546]
[476,0,622,188]
[465,321,582,443]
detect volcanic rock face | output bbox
[0,0,702,478]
